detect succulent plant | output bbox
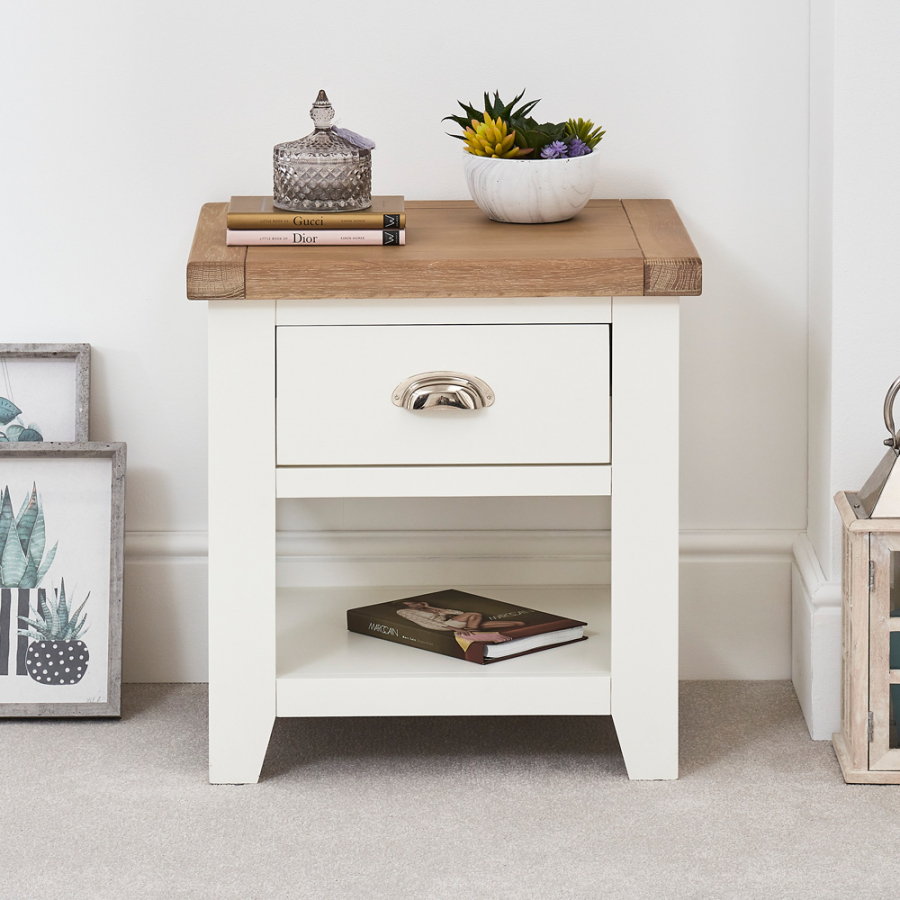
[444,89,540,137]
[447,90,602,159]
[565,118,606,150]
[462,113,532,158]
[0,484,58,588]
[18,579,90,685]
[567,137,590,157]
[18,579,89,643]
[541,141,569,159]
[509,118,567,155]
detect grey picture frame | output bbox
[0,343,91,443]
[0,443,125,717]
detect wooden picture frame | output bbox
[0,443,125,717]
[0,344,91,443]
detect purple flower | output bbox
[540,141,569,159]
[567,137,591,157]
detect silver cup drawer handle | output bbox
[391,371,495,411]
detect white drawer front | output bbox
[276,324,610,466]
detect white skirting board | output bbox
[791,534,842,740]
[122,529,798,684]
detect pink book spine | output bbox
[226,229,405,246]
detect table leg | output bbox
[208,300,276,783]
[611,296,680,779]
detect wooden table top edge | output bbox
[187,199,702,301]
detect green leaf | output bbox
[0,434,8,442]
[509,117,567,152]
[17,630,48,642]
[0,487,13,564]
[39,587,53,631]
[38,588,50,627]
[445,90,543,139]
[5,424,23,440]
[35,541,57,586]
[565,117,605,149]
[15,490,30,522]
[19,557,37,589]
[484,89,539,123]
[17,615,49,634]
[37,589,49,620]
[28,505,45,575]
[16,429,42,442]
[16,484,39,555]
[64,600,89,639]
[57,578,69,630]
[0,518,27,587]
[0,398,21,426]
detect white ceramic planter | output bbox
[463,153,597,224]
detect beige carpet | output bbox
[0,682,893,899]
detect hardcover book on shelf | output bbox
[227,195,405,230]
[347,589,587,664]
[226,229,404,246]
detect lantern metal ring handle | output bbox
[884,375,900,451]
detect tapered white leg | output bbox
[611,296,680,780]
[208,300,276,783]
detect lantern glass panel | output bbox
[890,552,900,748]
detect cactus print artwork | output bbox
[0,458,111,707]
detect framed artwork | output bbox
[0,344,90,443]
[0,443,125,717]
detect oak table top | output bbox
[187,199,701,301]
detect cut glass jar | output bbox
[273,90,372,211]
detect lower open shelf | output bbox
[276,585,611,718]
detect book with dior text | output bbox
[227,195,405,230]
[225,229,404,246]
[346,589,587,664]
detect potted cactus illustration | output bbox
[0,483,59,676]
[18,579,89,684]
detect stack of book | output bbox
[225,195,406,246]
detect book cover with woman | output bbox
[347,589,587,664]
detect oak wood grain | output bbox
[622,199,702,296]
[187,203,246,300]
[187,199,702,300]
[245,201,643,299]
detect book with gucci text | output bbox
[227,195,405,230]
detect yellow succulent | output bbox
[462,113,532,158]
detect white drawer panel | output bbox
[276,324,610,466]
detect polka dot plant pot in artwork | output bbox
[16,579,90,687]
[25,639,89,685]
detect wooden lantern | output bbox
[833,490,900,782]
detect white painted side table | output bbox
[188,199,702,783]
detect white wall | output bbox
[807,0,900,579]
[831,2,900,524]
[796,0,900,738]
[807,0,834,574]
[0,1,810,681]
